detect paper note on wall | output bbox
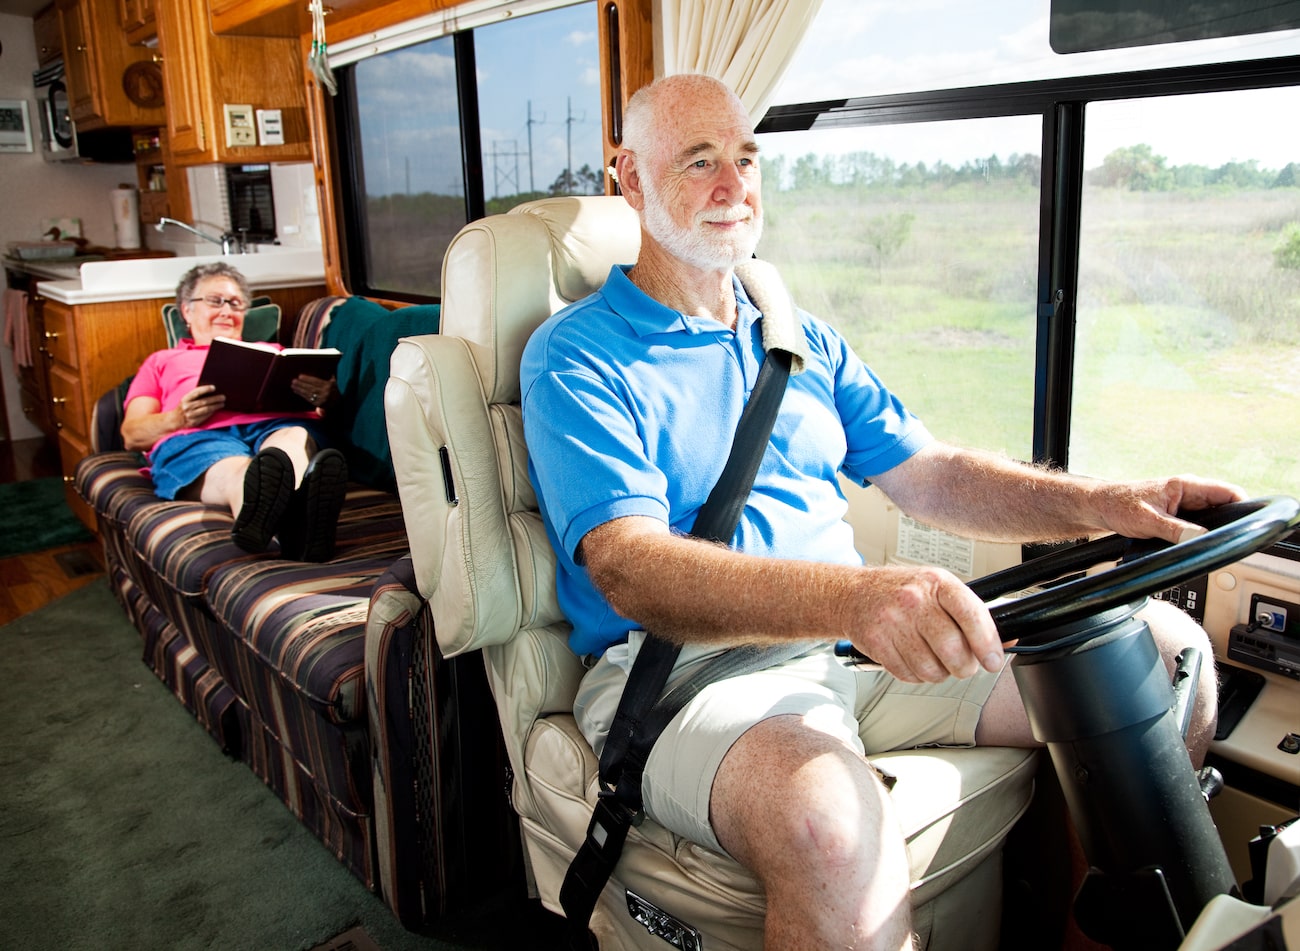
[895,515,976,578]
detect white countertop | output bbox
[30,249,327,304]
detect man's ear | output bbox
[616,152,644,211]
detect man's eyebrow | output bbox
[675,139,761,164]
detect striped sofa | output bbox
[74,296,518,926]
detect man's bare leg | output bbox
[711,713,915,951]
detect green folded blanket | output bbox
[323,297,440,490]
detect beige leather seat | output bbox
[385,195,1038,950]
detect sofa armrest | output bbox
[365,553,523,925]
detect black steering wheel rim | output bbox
[972,495,1300,647]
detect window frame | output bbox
[330,32,485,303]
[757,53,1300,470]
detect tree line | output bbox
[765,147,1300,192]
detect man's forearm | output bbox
[878,443,1113,543]
[583,518,861,648]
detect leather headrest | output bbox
[437,196,642,405]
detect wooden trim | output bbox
[296,0,655,285]
[598,0,653,194]
[302,32,349,297]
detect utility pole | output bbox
[565,97,586,194]
[490,140,527,198]
[526,101,547,193]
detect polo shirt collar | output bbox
[602,264,760,340]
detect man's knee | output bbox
[712,716,899,874]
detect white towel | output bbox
[3,287,32,370]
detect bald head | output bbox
[621,74,749,159]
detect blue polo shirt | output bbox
[520,265,932,656]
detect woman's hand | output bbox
[291,373,337,412]
[176,384,224,428]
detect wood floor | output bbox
[0,437,106,627]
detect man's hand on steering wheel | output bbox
[1087,476,1248,545]
[839,564,1004,685]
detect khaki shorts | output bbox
[574,633,1006,854]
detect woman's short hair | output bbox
[175,262,252,315]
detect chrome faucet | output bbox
[155,217,247,255]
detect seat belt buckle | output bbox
[586,790,640,856]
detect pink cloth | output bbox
[124,338,317,455]
[3,287,32,371]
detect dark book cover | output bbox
[197,337,342,413]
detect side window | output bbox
[475,5,605,213]
[757,117,1044,460]
[349,34,463,300]
[334,1,602,300]
[1071,89,1300,497]
[763,0,1300,503]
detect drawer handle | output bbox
[55,421,62,430]
[63,476,74,485]
[51,397,67,405]
[44,331,59,341]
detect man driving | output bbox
[520,73,1242,951]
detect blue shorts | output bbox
[148,419,330,499]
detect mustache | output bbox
[698,205,754,224]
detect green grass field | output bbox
[759,182,1300,498]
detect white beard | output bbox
[641,174,763,270]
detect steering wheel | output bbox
[969,495,1300,650]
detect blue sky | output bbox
[354,2,602,198]
[351,0,1298,198]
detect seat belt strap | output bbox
[561,349,795,948]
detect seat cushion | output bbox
[205,556,390,724]
[201,490,409,725]
[522,712,1036,927]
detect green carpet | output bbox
[0,580,564,950]
[0,476,94,557]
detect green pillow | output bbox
[162,295,279,347]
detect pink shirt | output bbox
[124,339,317,453]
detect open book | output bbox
[197,337,342,413]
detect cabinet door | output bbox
[59,0,166,128]
[22,295,54,439]
[33,3,63,65]
[154,0,210,158]
[57,0,99,122]
[118,0,155,43]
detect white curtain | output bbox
[657,0,825,126]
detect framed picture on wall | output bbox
[0,99,34,153]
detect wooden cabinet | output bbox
[154,0,310,166]
[56,0,166,130]
[132,128,192,225]
[208,0,302,37]
[117,0,154,43]
[36,295,168,529]
[33,3,62,65]
[20,295,54,439]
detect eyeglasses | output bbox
[189,294,248,313]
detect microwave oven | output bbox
[32,60,133,163]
